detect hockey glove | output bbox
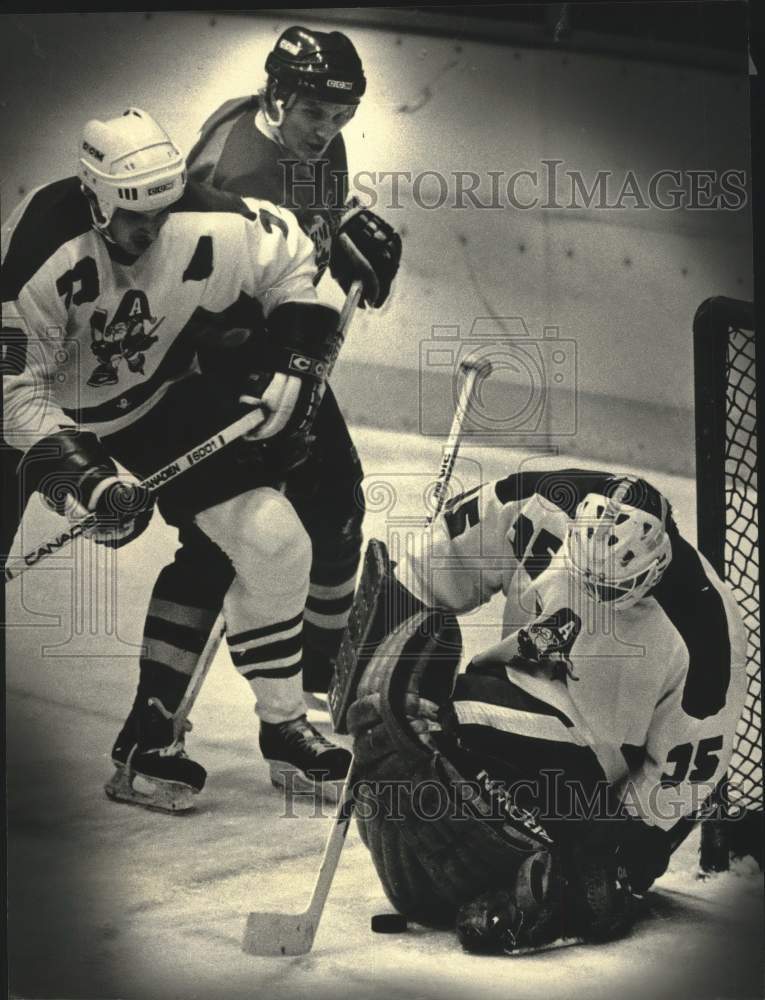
[237,371,319,474]
[575,802,673,895]
[330,200,402,309]
[20,428,154,548]
[237,302,341,472]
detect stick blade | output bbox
[242,911,315,956]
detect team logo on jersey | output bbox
[520,609,582,659]
[86,290,164,387]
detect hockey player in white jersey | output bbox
[2,108,352,809]
[340,468,748,950]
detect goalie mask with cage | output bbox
[78,108,186,230]
[563,476,673,609]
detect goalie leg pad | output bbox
[347,612,554,927]
[329,539,425,732]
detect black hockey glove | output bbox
[237,303,341,473]
[20,429,154,548]
[330,201,402,309]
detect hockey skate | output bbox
[105,679,207,814]
[456,846,636,955]
[259,714,351,802]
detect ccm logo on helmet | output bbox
[279,38,300,55]
[148,181,174,196]
[82,141,105,162]
[327,79,353,90]
[289,353,326,378]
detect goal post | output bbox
[693,295,762,872]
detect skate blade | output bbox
[104,765,198,814]
[503,935,581,957]
[267,760,344,804]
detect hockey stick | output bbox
[329,355,494,734]
[241,283,379,956]
[6,284,365,587]
[241,357,494,957]
[430,356,494,521]
[242,763,356,956]
[4,405,269,584]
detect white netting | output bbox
[724,325,761,812]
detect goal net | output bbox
[693,296,761,870]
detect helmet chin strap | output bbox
[261,87,298,153]
[263,97,286,129]
[82,184,117,244]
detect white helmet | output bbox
[78,108,186,228]
[563,476,673,609]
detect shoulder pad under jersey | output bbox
[171,179,256,219]
[2,177,91,302]
[188,96,259,167]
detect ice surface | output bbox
[6,428,763,1000]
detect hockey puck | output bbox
[371,913,408,933]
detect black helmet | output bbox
[265,26,366,105]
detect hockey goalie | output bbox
[335,468,749,953]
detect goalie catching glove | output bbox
[330,199,402,309]
[19,428,154,548]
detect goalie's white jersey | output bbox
[396,468,749,831]
[2,177,318,453]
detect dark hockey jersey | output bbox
[396,468,749,830]
[187,96,349,279]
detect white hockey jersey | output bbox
[396,468,749,831]
[2,177,319,451]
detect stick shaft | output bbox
[337,280,364,341]
[429,359,492,521]
[242,765,356,955]
[4,406,267,584]
[304,767,356,920]
[171,612,225,743]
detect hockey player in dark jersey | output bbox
[138,26,402,728]
[2,107,354,811]
[339,469,748,950]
